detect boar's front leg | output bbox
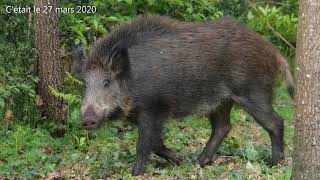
[131,108,182,176]
[132,111,159,176]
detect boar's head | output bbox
[73,45,131,130]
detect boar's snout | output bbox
[81,107,104,130]
[81,117,101,130]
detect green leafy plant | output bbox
[13,126,27,154]
[73,134,90,152]
[248,4,298,58]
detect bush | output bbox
[59,0,253,48]
[247,4,298,58]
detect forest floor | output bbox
[0,83,294,179]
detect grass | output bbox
[0,83,294,179]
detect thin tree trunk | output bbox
[34,0,68,123]
[292,1,320,179]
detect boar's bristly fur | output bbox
[75,15,294,176]
[87,15,181,70]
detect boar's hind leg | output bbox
[233,94,284,166]
[197,100,233,167]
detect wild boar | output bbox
[73,15,294,176]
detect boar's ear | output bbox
[72,46,86,79]
[108,46,129,77]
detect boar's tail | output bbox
[277,53,295,99]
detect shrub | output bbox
[59,0,256,48]
[248,4,298,58]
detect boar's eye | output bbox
[83,81,87,89]
[103,78,111,88]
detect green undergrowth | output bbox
[0,83,294,179]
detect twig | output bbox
[254,1,289,6]
[219,155,240,160]
[266,22,296,50]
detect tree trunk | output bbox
[292,1,320,179]
[34,0,68,123]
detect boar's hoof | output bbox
[267,152,284,167]
[195,154,217,167]
[170,155,183,166]
[268,158,284,167]
[268,160,278,167]
[155,149,182,166]
[131,163,144,176]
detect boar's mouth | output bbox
[82,107,125,130]
[105,107,124,121]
